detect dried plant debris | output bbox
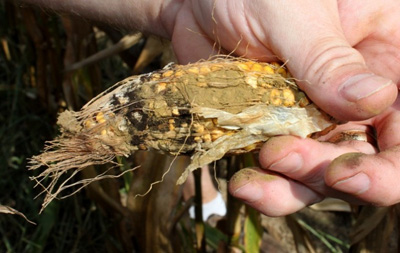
[29,57,337,210]
[0,205,36,225]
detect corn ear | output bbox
[29,57,337,208]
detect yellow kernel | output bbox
[270,62,287,77]
[162,70,174,78]
[271,62,281,68]
[263,65,275,74]
[187,67,199,74]
[210,129,224,141]
[277,67,287,77]
[169,123,175,131]
[155,82,167,93]
[298,95,310,107]
[210,64,223,71]
[245,76,258,88]
[202,133,212,143]
[251,63,263,72]
[96,112,106,124]
[174,70,185,77]
[84,119,96,129]
[243,143,258,151]
[101,129,107,136]
[282,88,295,106]
[196,82,208,87]
[270,89,282,106]
[194,136,202,143]
[244,61,254,69]
[150,73,161,81]
[237,62,250,71]
[199,66,211,74]
[171,107,180,116]
[193,123,205,133]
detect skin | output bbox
[24,0,400,216]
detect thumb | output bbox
[250,1,398,121]
[289,39,397,121]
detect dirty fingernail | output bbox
[269,152,303,173]
[332,172,370,195]
[232,182,264,203]
[339,74,393,102]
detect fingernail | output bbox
[233,182,263,203]
[339,74,393,102]
[332,172,370,195]
[269,152,303,173]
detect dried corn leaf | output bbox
[29,57,337,209]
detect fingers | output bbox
[171,1,218,63]
[326,103,400,206]
[325,148,400,206]
[228,135,371,216]
[339,1,400,83]
[259,135,375,188]
[246,1,398,121]
[228,168,324,216]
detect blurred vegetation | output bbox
[0,1,399,252]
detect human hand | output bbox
[24,0,399,119]
[169,0,400,216]
[229,96,400,216]
[170,0,399,121]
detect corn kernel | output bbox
[282,88,295,106]
[155,82,167,93]
[150,73,161,81]
[298,96,310,107]
[237,62,250,71]
[174,70,185,77]
[270,89,282,106]
[196,82,208,87]
[245,76,258,88]
[96,112,106,124]
[199,66,211,74]
[84,119,96,129]
[194,136,202,143]
[210,129,224,141]
[202,133,212,143]
[162,70,174,78]
[277,68,287,77]
[244,61,254,69]
[171,107,180,116]
[210,64,223,71]
[251,63,263,72]
[101,129,107,136]
[270,62,287,77]
[187,67,199,74]
[193,123,204,133]
[243,143,258,151]
[263,65,275,74]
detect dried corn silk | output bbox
[30,57,337,207]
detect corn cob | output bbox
[30,57,337,204]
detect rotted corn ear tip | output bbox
[29,56,339,209]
